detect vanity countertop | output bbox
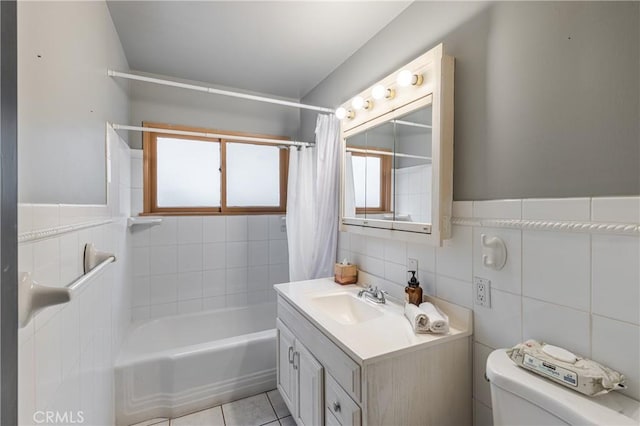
[274,277,473,365]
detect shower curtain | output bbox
[286,114,341,281]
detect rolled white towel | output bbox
[404,303,430,333]
[419,302,449,334]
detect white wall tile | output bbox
[436,275,472,309]
[384,261,406,285]
[269,239,289,265]
[149,274,178,305]
[149,218,177,245]
[202,296,226,311]
[592,235,640,325]
[522,231,590,311]
[226,268,248,294]
[592,315,640,400]
[473,200,521,219]
[149,302,177,319]
[131,188,143,215]
[19,242,34,275]
[178,271,203,301]
[248,216,269,241]
[522,198,590,221]
[178,243,203,272]
[592,196,640,224]
[131,157,143,189]
[268,216,287,240]
[473,228,521,295]
[384,239,407,265]
[269,264,289,285]
[149,245,178,275]
[18,337,35,426]
[130,227,150,248]
[436,225,472,281]
[248,265,270,292]
[474,289,522,349]
[18,203,34,234]
[419,270,436,296]
[226,216,248,241]
[407,242,435,273]
[177,217,203,244]
[364,236,385,260]
[337,231,351,253]
[359,255,385,278]
[249,241,269,266]
[132,247,150,277]
[473,342,494,407]
[132,276,150,307]
[203,243,226,270]
[131,306,150,323]
[178,299,202,314]
[34,314,62,408]
[227,242,248,268]
[59,233,80,286]
[452,201,473,217]
[33,238,60,287]
[522,297,591,357]
[203,216,226,242]
[203,269,226,297]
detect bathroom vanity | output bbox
[274,278,472,426]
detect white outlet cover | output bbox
[474,276,491,308]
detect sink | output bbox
[310,293,384,325]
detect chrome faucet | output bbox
[357,285,387,304]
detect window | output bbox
[349,149,392,214]
[143,123,289,215]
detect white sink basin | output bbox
[310,293,384,325]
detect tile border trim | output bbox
[18,219,113,243]
[451,217,639,236]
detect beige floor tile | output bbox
[222,393,277,426]
[171,406,224,426]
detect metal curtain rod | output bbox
[111,124,315,147]
[346,147,432,161]
[108,70,335,114]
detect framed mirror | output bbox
[338,44,453,245]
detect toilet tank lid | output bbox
[486,349,640,426]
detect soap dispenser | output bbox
[405,270,423,306]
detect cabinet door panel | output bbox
[277,319,296,416]
[295,342,324,426]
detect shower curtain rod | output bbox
[111,124,315,147]
[108,70,335,114]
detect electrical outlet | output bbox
[408,258,418,272]
[474,276,491,308]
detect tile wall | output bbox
[336,197,640,425]
[17,131,132,426]
[129,150,290,321]
[394,164,432,223]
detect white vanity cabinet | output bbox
[277,319,324,426]
[275,278,473,426]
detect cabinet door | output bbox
[276,319,296,415]
[295,341,324,426]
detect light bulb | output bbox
[335,107,347,119]
[372,84,395,100]
[351,96,365,110]
[397,69,423,87]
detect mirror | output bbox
[338,43,454,244]
[344,104,432,229]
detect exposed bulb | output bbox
[351,96,372,111]
[372,84,394,100]
[335,107,355,120]
[397,69,423,87]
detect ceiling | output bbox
[107,1,412,100]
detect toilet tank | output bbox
[486,349,640,426]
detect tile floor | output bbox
[131,390,292,426]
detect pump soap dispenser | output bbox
[405,271,423,306]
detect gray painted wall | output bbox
[18,1,129,204]
[302,2,640,200]
[128,81,301,149]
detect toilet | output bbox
[486,349,640,426]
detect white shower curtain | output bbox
[286,114,341,281]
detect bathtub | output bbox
[115,303,277,425]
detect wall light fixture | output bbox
[397,69,423,87]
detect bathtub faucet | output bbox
[357,285,387,304]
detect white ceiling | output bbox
[107,1,412,99]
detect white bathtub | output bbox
[115,303,277,425]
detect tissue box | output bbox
[334,263,357,285]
